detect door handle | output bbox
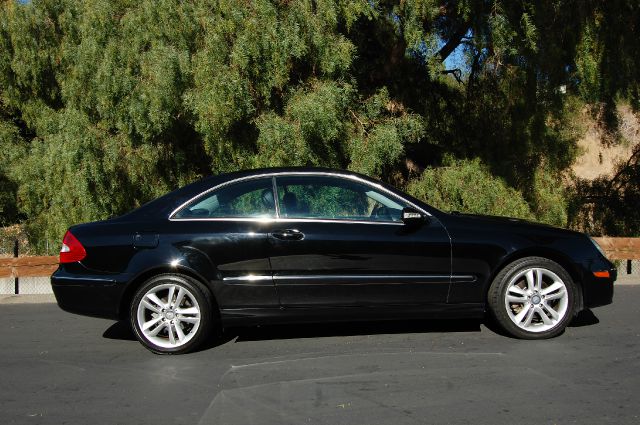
[270,229,304,241]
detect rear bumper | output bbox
[51,268,128,320]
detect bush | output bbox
[406,157,534,219]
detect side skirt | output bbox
[220,303,485,327]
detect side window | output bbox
[174,178,276,219]
[275,176,408,222]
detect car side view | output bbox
[51,168,616,354]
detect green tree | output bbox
[1,0,639,247]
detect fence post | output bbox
[13,239,19,295]
[628,260,633,275]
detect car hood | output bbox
[446,211,580,235]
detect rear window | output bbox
[173,178,276,219]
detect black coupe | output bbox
[52,168,616,354]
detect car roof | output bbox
[211,166,375,180]
[119,167,435,220]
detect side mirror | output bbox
[401,207,426,227]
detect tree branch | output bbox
[441,68,463,83]
[437,19,472,62]
[349,110,368,135]
[606,145,640,193]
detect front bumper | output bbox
[581,262,616,309]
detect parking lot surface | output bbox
[1,285,639,425]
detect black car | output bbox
[52,167,616,354]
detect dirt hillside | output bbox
[572,103,640,180]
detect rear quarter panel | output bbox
[69,221,136,273]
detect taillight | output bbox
[60,230,87,264]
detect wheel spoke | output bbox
[168,324,176,345]
[537,306,553,325]
[142,316,162,331]
[508,285,526,296]
[178,316,199,324]
[174,322,186,341]
[177,307,199,316]
[542,281,564,296]
[523,306,536,327]
[534,269,543,291]
[541,302,559,320]
[148,321,165,337]
[146,293,166,309]
[525,270,536,292]
[175,287,186,308]
[142,299,161,313]
[545,290,567,301]
[506,294,527,303]
[167,285,176,307]
[514,304,531,323]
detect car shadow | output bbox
[102,320,236,351]
[102,321,137,341]
[103,310,600,349]
[230,318,483,343]
[103,318,483,345]
[482,309,601,339]
[569,309,600,327]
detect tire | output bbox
[130,274,214,354]
[487,257,577,339]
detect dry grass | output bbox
[572,103,640,180]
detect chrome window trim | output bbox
[169,171,432,221]
[168,217,405,226]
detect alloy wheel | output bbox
[136,283,202,349]
[503,267,569,333]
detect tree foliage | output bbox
[0,0,639,244]
[407,156,534,219]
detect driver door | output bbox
[267,175,451,307]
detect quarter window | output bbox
[275,175,407,222]
[174,178,276,219]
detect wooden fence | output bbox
[0,256,58,278]
[592,237,640,260]
[0,237,638,279]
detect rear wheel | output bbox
[488,257,577,339]
[130,274,213,354]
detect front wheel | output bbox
[130,274,213,354]
[488,257,577,339]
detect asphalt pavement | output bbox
[1,286,639,425]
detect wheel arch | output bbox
[118,266,219,320]
[486,248,584,312]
